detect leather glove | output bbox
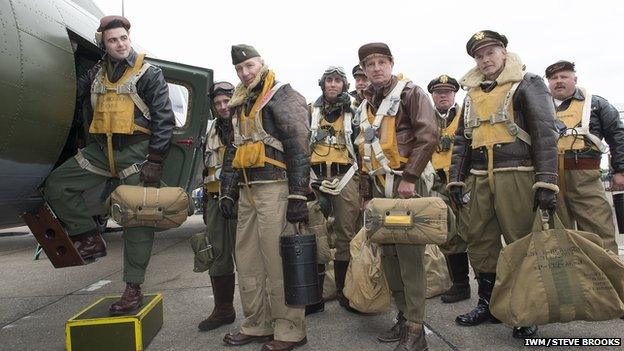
[219,197,236,219]
[286,198,309,224]
[533,187,557,212]
[337,92,352,110]
[449,185,464,209]
[140,161,162,187]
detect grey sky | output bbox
[93,0,624,105]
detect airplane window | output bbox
[167,83,190,128]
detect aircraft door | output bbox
[145,58,213,192]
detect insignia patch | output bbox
[474,32,485,40]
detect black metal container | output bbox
[280,232,320,306]
[613,193,624,234]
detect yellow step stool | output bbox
[65,294,163,351]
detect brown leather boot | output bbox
[198,273,236,331]
[261,337,307,351]
[71,230,107,260]
[109,283,143,316]
[223,332,273,346]
[377,311,406,342]
[393,321,427,351]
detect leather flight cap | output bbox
[210,81,235,98]
[352,64,366,78]
[358,42,393,63]
[545,60,575,78]
[231,44,260,65]
[466,30,508,57]
[98,15,131,32]
[428,74,460,93]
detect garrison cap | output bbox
[466,30,508,57]
[358,42,393,63]
[427,75,460,93]
[231,44,260,65]
[98,15,131,32]
[210,81,235,99]
[352,64,366,78]
[545,60,576,78]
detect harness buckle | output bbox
[506,122,519,136]
[364,127,376,142]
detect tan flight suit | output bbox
[308,103,360,262]
[449,58,559,274]
[431,105,470,255]
[220,70,310,342]
[554,89,618,254]
[357,75,437,323]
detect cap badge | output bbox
[440,75,448,84]
[474,32,485,40]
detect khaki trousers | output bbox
[309,175,360,261]
[235,181,306,342]
[556,169,618,253]
[466,170,535,274]
[374,176,427,323]
[203,195,237,277]
[43,141,155,284]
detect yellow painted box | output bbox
[65,294,163,351]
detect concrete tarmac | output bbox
[0,215,622,351]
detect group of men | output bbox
[39,13,623,351]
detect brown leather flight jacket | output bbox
[220,81,311,202]
[361,75,438,183]
[449,72,559,185]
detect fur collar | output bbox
[228,65,269,108]
[460,52,526,89]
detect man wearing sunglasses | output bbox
[306,66,361,315]
[198,81,238,332]
[355,42,437,351]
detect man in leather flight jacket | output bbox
[219,45,311,351]
[43,16,175,315]
[546,60,624,254]
[448,30,559,339]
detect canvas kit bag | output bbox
[364,197,449,245]
[344,227,391,314]
[490,212,624,326]
[109,185,190,229]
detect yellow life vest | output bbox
[310,104,355,166]
[464,78,530,191]
[431,107,462,176]
[555,88,606,154]
[358,105,408,172]
[231,70,287,170]
[556,98,586,152]
[203,119,225,193]
[90,53,152,177]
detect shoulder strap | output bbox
[310,105,323,143]
[126,62,152,119]
[375,78,410,119]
